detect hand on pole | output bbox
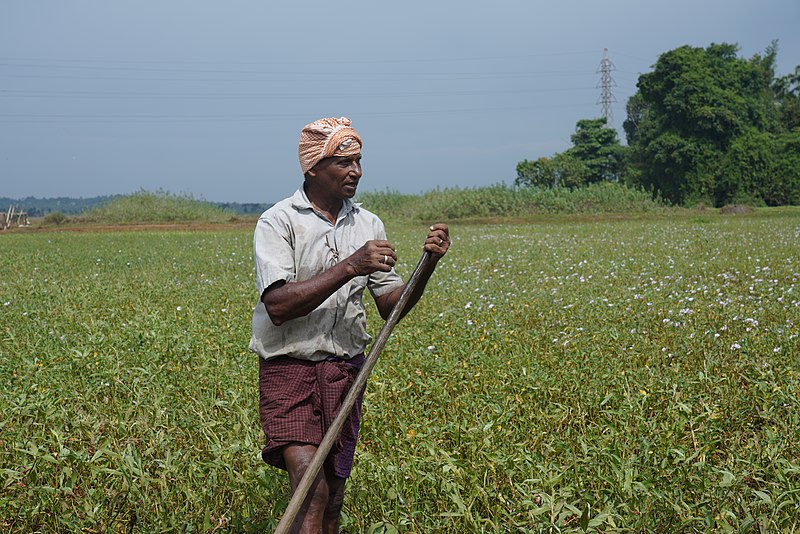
[424,224,450,258]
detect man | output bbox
[250,117,449,533]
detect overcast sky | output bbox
[2,1,798,204]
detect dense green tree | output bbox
[774,65,800,131]
[516,153,589,188]
[567,118,626,183]
[622,93,647,148]
[624,42,799,206]
[516,118,624,189]
[516,157,553,188]
[717,129,800,205]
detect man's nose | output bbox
[349,161,362,177]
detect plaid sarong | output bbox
[258,353,366,478]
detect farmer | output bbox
[250,116,449,532]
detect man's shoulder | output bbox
[351,203,384,225]
[259,191,305,220]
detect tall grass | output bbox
[42,184,663,227]
[357,182,665,221]
[82,189,234,224]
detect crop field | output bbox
[1,211,799,532]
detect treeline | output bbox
[0,194,272,217]
[517,41,800,207]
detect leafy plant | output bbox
[2,209,799,531]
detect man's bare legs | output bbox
[283,444,347,534]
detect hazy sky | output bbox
[2,1,798,204]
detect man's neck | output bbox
[304,184,342,224]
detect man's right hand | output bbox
[345,240,397,276]
[264,240,397,326]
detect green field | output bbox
[2,210,799,532]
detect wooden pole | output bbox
[273,251,432,534]
[3,205,12,230]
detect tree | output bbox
[516,118,624,188]
[516,157,553,188]
[515,153,589,189]
[567,118,626,183]
[624,42,797,205]
[717,129,800,205]
[774,65,800,131]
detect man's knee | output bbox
[283,444,319,486]
[307,477,330,510]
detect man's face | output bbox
[308,154,363,200]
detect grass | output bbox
[1,209,799,532]
[356,182,665,222]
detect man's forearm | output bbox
[377,257,439,321]
[262,262,356,326]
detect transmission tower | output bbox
[596,48,617,125]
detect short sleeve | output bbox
[366,218,404,298]
[253,212,296,296]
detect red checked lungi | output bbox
[258,353,366,479]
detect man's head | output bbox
[298,117,362,176]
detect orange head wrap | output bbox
[298,117,362,174]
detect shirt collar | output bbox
[290,187,359,222]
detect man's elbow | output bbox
[265,304,287,326]
[377,300,401,321]
[262,283,290,326]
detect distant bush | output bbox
[357,182,665,221]
[83,189,234,224]
[42,211,69,226]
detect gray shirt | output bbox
[250,188,404,361]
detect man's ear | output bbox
[306,161,323,178]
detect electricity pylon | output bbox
[597,48,617,125]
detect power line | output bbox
[0,70,595,84]
[0,86,597,100]
[0,51,602,67]
[0,51,639,125]
[0,102,599,124]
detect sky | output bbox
[1,1,798,204]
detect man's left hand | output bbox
[424,224,450,258]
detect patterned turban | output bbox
[298,117,362,174]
